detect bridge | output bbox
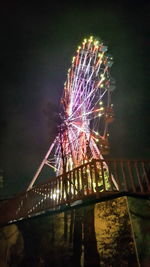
[0,159,150,227]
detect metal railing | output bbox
[0,159,150,226]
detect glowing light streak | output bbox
[67,128,77,167]
[81,50,88,70]
[72,79,85,111]
[89,137,100,158]
[95,56,104,76]
[68,82,97,120]
[68,107,104,122]
[69,83,107,121]
[45,161,57,171]
[70,122,87,134]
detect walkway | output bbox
[0,159,150,226]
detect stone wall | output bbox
[1,196,149,266]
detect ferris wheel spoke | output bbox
[68,128,79,166]
[70,122,87,134]
[68,84,100,120]
[68,107,103,123]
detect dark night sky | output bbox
[0,1,149,196]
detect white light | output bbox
[52,193,57,199]
[98,113,102,117]
[101,77,105,82]
[99,101,103,105]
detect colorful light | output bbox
[34,36,115,177]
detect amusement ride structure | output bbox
[27,36,118,191]
[0,37,149,227]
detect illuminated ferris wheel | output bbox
[27,36,116,190]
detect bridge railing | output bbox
[0,159,150,226]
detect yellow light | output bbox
[96,139,99,142]
[84,38,87,43]
[90,36,93,40]
[98,113,102,117]
[99,101,103,105]
[100,84,104,88]
[78,46,81,49]
[98,53,103,58]
[100,107,104,111]
[94,40,99,45]
[95,132,99,135]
